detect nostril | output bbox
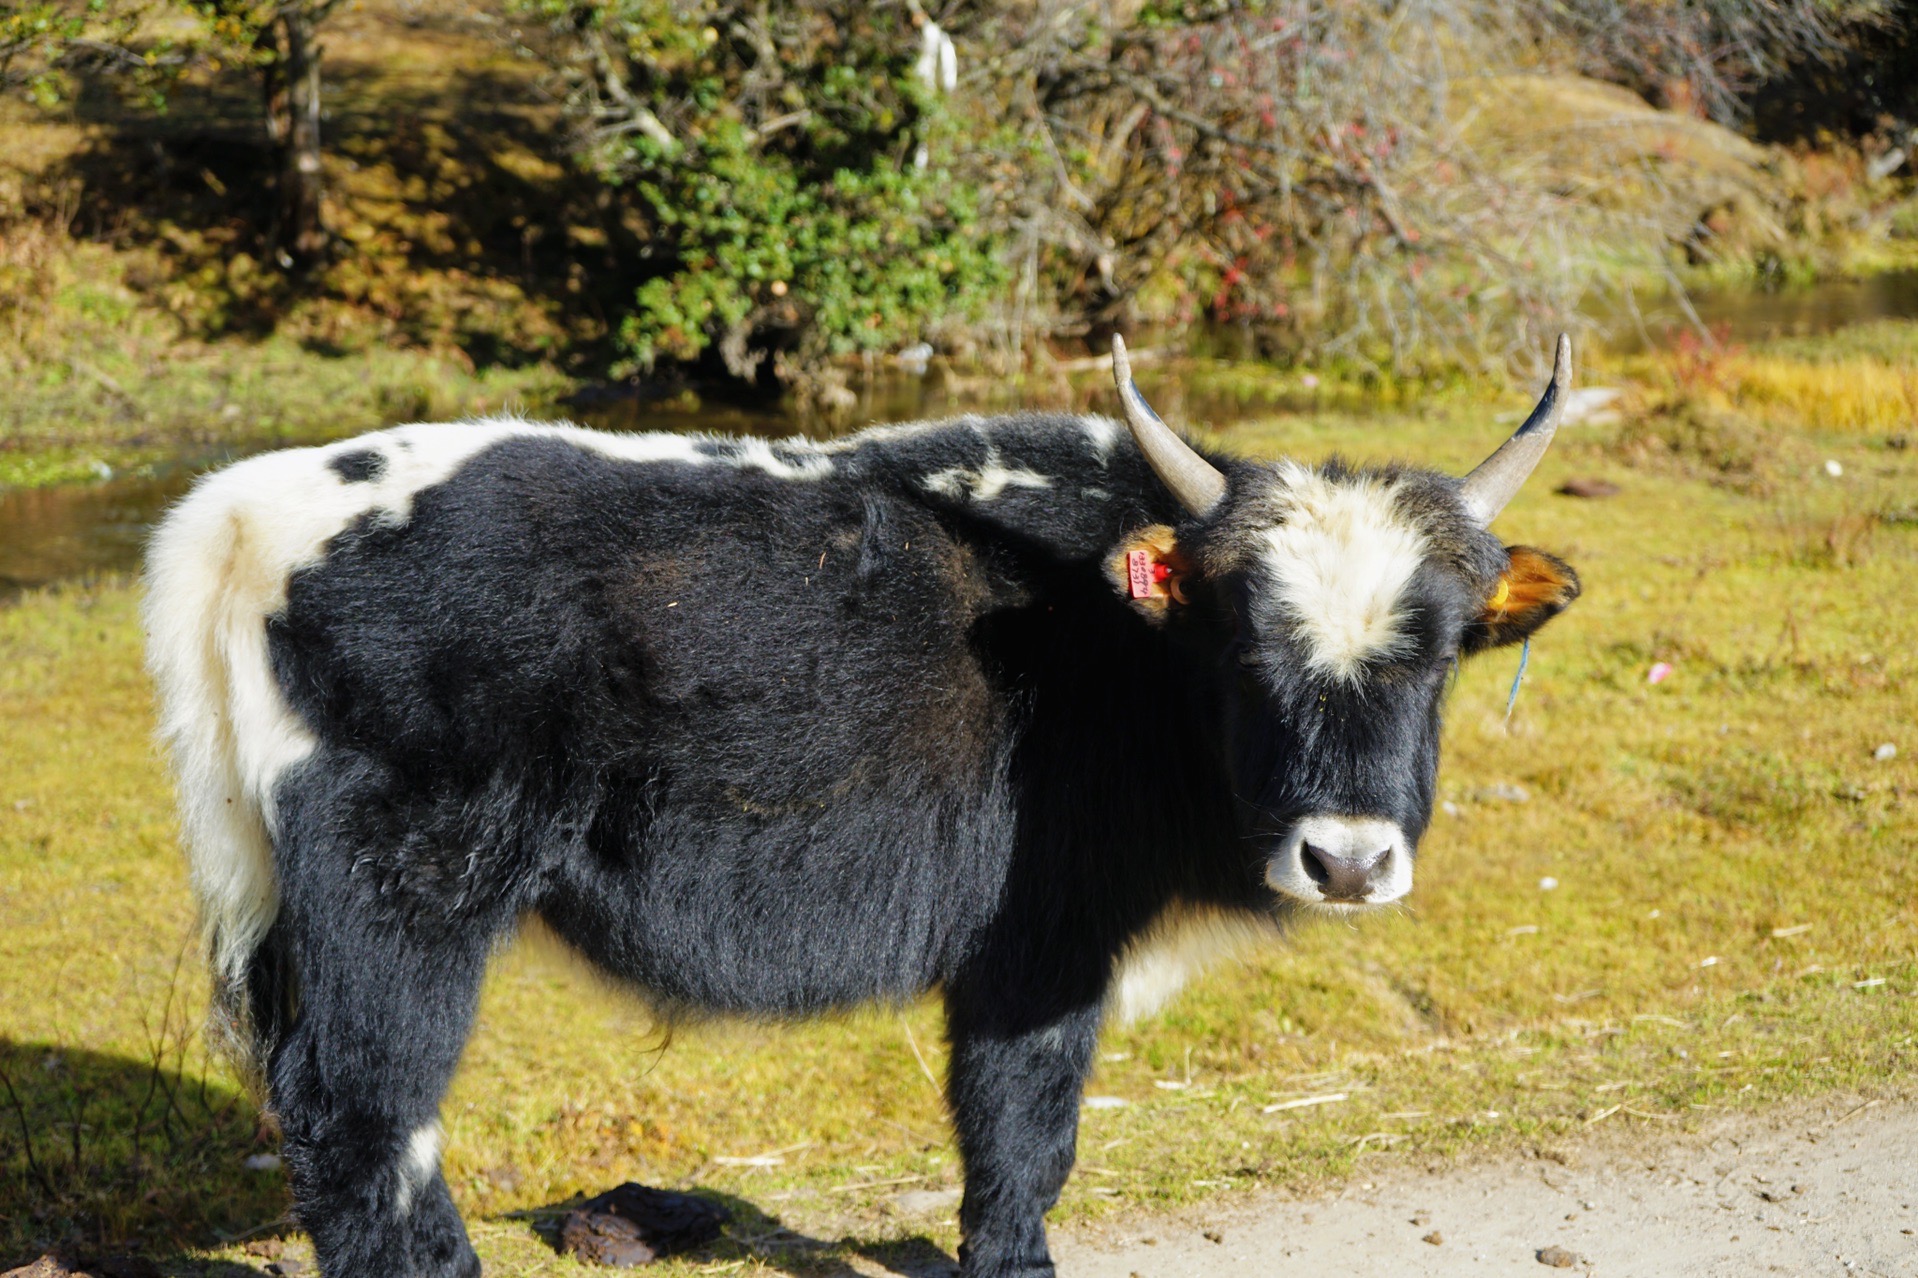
[1315,846,1389,899]
[1300,842,1331,887]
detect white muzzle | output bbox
[1267,815,1412,908]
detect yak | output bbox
[145,337,1581,1276]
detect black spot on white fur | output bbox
[329,449,387,484]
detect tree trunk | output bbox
[265,3,327,269]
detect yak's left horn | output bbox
[1112,334,1227,516]
[1459,334,1573,526]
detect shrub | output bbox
[512,0,1003,379]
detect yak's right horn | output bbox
[1112,334,1228,517]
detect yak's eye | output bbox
[1236,647,1262,670]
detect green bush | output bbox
[516,1,1003,378]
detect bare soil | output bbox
[1054,1095,1918,1277]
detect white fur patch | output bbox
[1257,462,1427,681]
[1079,414,1121,464]
[920,445,1052,502]
[717,435,835,481]
[1107,904,1274,1023]
[395,1122,443,1215]
[144,416,836,995]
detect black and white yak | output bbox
[144,337,1582,1277]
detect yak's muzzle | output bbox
[1267,815,1412,908]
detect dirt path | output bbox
[1052,1096,1918,1277]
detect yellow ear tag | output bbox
[1487,578,1512,613]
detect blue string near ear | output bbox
[1504,637,1531,725]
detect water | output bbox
[6,272,1915,600]
[0,468,194,600]
[1599,270,1918,351]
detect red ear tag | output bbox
[1126,549,1154,599]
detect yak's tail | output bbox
[143,458,320,1091]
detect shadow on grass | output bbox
[513,1188,962,1277]
[0,1039,284,1273]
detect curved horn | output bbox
[1111,334,1228,516]
[1460,334,1573,526]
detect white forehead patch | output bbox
[1258,461,1427,681]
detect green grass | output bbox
[1,374,1915,1273]
[0,237,574,490]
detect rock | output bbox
[1,1258,160,1278]
[1555,477,1620,499]
[890,1187,962,1216]
[1875,743,1897,762]
[264,1262,305,1277]
[557,1183,731,1267]
[1,1259,74,1278]
[243,1152,283,1171]
[1536,1244,1582,1267]
[1423,1231,1444,1245]
[1559,387,1624,426]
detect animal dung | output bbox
[556,1184,731,1268]
[1554,477,1620,499]
[1536,1245,1582,1267]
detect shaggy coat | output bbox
[144,410,1579,1277]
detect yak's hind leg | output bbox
[266,758,516,1278]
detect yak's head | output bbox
[1105,336,1581,913]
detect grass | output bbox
[1,350,1914,1273]
[1600,318,1918,439]
[0,238,575,490]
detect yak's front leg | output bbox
[944,987,1102,1277]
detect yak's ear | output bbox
[1108,524,1195,622]
[1464,546,1581,653]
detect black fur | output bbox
[237,414,1574,1277]
[327,449,387,484]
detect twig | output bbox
[1262,1092,1348,1114]
[0,1063,54,1196]
[1830,1099,1881,1128]
[901,1018,942,1098]
[828,1173,926,1194]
